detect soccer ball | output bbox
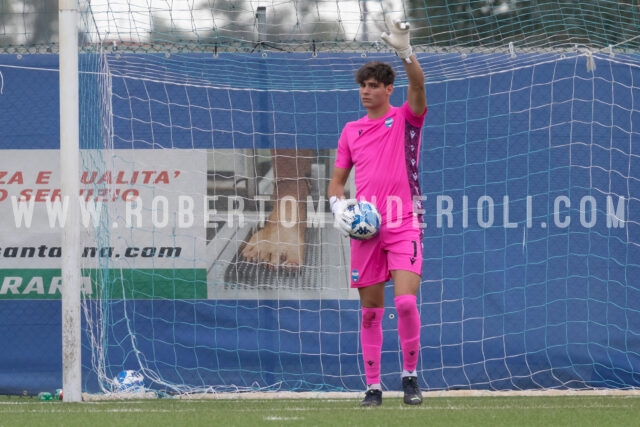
[112,370,145,392]
[347,200,381,240]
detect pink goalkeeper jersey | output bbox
[335,102,427,224]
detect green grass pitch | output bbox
[2,394,640,427]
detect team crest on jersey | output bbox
[351,269,360,282]
[384,117,393,128]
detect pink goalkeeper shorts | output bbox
[349,222,423,288]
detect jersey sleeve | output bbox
[334,126,353,170]
[401,101,427,129]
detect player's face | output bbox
[359,78,392,110]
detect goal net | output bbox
[0,0,638,396]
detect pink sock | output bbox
[395,294,421,372]
[361,307,384,386]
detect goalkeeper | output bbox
[327,17,427,407]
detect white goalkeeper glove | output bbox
[330,196,357,237]
[381,16,413,63]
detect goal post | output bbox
[59,0,82,403]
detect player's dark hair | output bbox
[355,61,395,86]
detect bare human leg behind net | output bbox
[240,149,312,270]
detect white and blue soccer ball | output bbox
[347,200,381,240]
[112,370,145,392]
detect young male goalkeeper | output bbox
[327,17,427,407]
